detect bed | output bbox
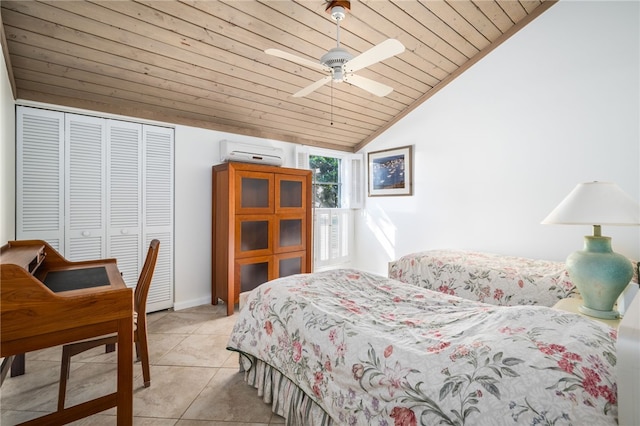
[227,269,624,425]
[388,250,578,307]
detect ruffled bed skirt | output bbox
[237,351,333,426]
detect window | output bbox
[310,155,341,208]
[296,146,363,270]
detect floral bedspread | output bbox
[227,269,618,426]
[388,250,577,306]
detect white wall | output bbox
[0,43,16,245]
[355,0,640,276]
[173,126,299,309]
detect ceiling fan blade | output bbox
[265,48,330,72]
[343,74,394,97]
[344,39,405,73]
[293,76,332,97]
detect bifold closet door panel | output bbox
[142,125,174,312]
[16,107,65,251]
[107,120,143,289]
[65,114,107,261]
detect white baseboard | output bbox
[173,296,211,311]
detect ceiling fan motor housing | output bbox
[321,47,353,82]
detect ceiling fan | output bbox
[265,0,405,98]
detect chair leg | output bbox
[136,334,151,388]
[0,356,14,386]
[58,346,72,411]
[58,336,116,411]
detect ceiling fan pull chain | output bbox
[331,80,334,126]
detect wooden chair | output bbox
[57,239,160,410]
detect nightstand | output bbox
[553,298,621,328]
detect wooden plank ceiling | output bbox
[1,0,556,152]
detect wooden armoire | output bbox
[212,162,312,315]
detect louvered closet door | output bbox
[107,120,142,288]
[65,114,106,260]
[143,125,174,312]
[16,107,65,251]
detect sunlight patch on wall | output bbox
[364,205,397,260]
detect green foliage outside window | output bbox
[310,155,341,208]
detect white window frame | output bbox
[295,145,363,209]
[295,145,363,270]
[313,208,353,270]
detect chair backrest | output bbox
[134,239,160,315]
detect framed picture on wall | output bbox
[367,145,413,197]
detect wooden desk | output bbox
[1,240,134,426]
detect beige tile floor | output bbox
[0,304,286,425]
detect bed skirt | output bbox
[237,351,333,426]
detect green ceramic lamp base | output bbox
[577,304,620,320]
[567,230,633,321]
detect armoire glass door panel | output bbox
[235,256,273,298]
[242,178,268,206]
[235,216,273,258]
[279,256,301,277]
[275,175,307,213]
[274,214,306,253]
[280,219,302,246]
[275,251,308,278]
[235,171,274,214]
[240,221,269,250]
[279,180,302,207]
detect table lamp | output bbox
[542,181,640,319]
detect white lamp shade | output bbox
[542,181,640,225]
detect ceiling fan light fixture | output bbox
[321,47,352,83]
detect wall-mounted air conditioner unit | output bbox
[220,140,284,167]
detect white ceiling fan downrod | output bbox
[330,3,344,123]
[321,5,353,83]
[331,5,346,48]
